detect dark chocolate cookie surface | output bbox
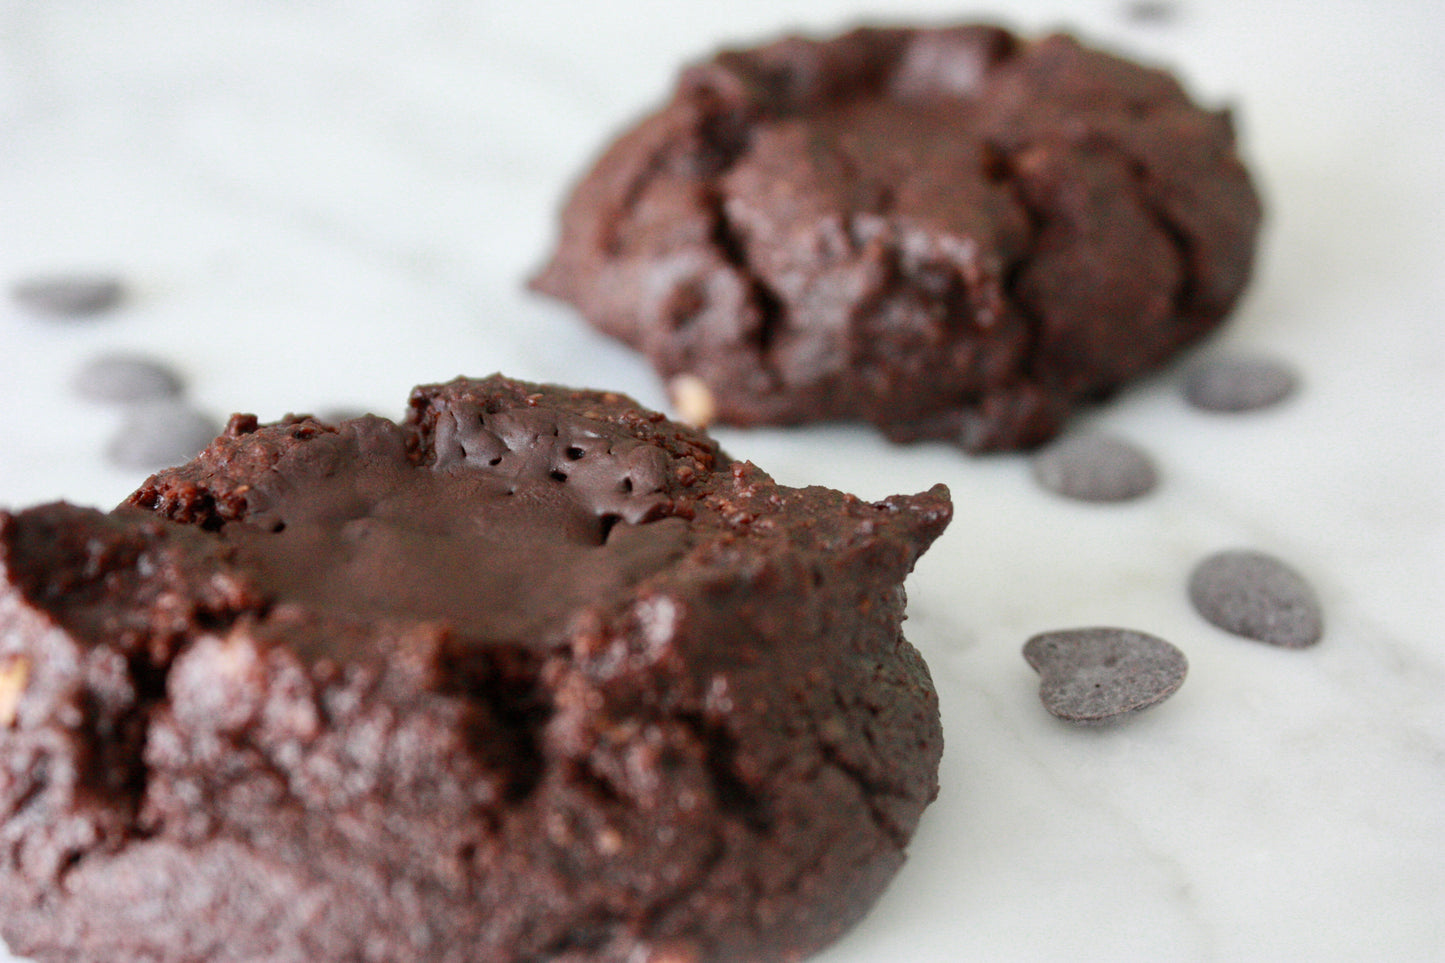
[0,374,950,963]
[533,25,1262,450]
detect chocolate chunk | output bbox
[1023,627,1188,724]
[1182,355,1297,412]
[1188,549,1323,647]
[9,274,124,317]
[72,352,185,404]
[104,401,221,471]
[1030,433,1159,502]
[532,24,1261,451]
[0,374,951,963]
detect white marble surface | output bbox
[1,1,1442,960]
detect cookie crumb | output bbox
[668,374,716,427]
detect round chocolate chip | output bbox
[105,402,220,472]
[9,274,124,317]
[1023,627,1188,725]
[72,353,185,404]
[1030,433,1158,502]
[1188,549,1323,648]
[1182,355,1297,412]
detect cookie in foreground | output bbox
[0,373,951,963]
[533,24,1262,450]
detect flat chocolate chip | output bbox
[1123,0,1178,24]
[315,407,373,426]
[1188,549,1323,647]
[10,274,124,317]
[105,402,220,471]
[1183,355,1297,412]
[1030,433,1158,502]
[1023,627,1188,725]
[72,353,185,404]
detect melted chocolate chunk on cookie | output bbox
[534,25,1262,450]
[211,406,687,647]
[0,374,951,963]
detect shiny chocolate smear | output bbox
[223,409,689,647]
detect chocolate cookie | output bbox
[532,25,1262,450]
[0,374,950,963]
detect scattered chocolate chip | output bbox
[1188,549,1323,648]
[531,24,1261,453]
[1183,355,1297,412]
[9,274,124,317]
[1123,0,1178,24]
[1023,627,1188,725]
[105,401,220,471]
[72,352,185,404]
[315,407,372,425]
[1030,433,1158,502]
[1,373,950,961]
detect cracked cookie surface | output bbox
[532,25,1262,450]
[0,374,950,963]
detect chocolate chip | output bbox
[9,274,124,317]
[1188,549,1323,648]
[1123,0,1179,24]
[72,353,185,404]
[315,407,372,425]
[105,402,220,471]
[1023,627,1188,725]
[1182,355,1297,412]
[1030,433,1158,502]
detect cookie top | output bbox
[0,374,950,963]
[533,25,1262,450]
